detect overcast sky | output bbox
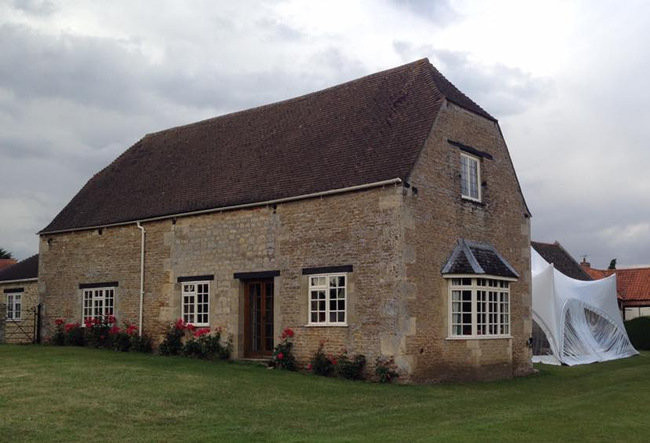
[1,0,648,268]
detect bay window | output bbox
[449,277,511,338]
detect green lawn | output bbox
[0,346,647,443]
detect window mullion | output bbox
[325,279,330,326]
[472,280,477,337]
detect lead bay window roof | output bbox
[442,239,519,279]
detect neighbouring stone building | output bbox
[38,59,533,382]
[0,255,39,344]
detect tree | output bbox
[608,259,617,270]
[0,247,14,260]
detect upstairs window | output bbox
[6,293,22,321]
[460,153,481,201]
[182,282,210,326]
[82,287,114,323]
[309,274,347,325]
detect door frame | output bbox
[243,279,274,358]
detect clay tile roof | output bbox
[41,58,497,234]
[531,241,593,281]
[587,265,650,306]
[442,239,519,279]
[0,259,17,272]
[0,254,38,282]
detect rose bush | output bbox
[269,327,296,371]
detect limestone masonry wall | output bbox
[402,100,533,382]
[1,281,39,344]
[39,185,404,370]
[38,101,532,383]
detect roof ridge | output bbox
[145,58,432,138]
[552,240,593,281]
[425,63,496,122]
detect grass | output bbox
[0,346,648,443]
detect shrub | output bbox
[625,317,650,350]
[183,327,230,360]
[374,357,399,383]
[309,343,334,376]
[84,316,116,349]
[333,350,366,380]
[269,328,296,371]
[110,326,132,352]
[159,318,187,356]
[64,322,84,346]
[132,335,153,353]
[50,319,66,346]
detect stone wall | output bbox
[400,100,533,382]
[0,281,39,344]
[38,100,533,382]
[0,303,4,344]
[39,185,404,368]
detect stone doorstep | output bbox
[237,357,272,364]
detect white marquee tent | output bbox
[531,247,638,365]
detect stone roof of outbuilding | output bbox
[41,58,503,234]
[442,239,519,279]
[0,254,38,282]
[531,241,593,281]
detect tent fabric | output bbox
[531,247,638,365]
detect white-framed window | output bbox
[182,282,210,326]
[309,274,347,325]
[448,277,511,338]
[82,288,115,322]
[6,293,22,321]
[460,152,481,201]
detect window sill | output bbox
[304,324,349,328]
[5,319,21,323]
[461,197,485,206]
[446,335,512,341]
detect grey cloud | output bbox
[394,41,552,117]
[9,0,56,16]
[257,18,305,41]
[390,0,459,25]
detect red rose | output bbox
[100,335,105,340]
[84,318,93,328]
[307,363,313,370]
[187,323,196,332]
[109,326,120,335]
[126,325,138,336]
[281,327,294,339]
[277,353,284,360]
[55,318,65,326]
[175,318,186,330]
[331,359,338,366]
[194,328,210,338]
[107,315,116,325]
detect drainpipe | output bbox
[136,222,146,337]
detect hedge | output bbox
[624,316,650,350]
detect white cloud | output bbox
[0,0,649,269]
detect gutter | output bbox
[0,277,38,284]
[136,222,146,337]
[39,178,403,235]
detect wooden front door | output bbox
[244,280,274,357]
